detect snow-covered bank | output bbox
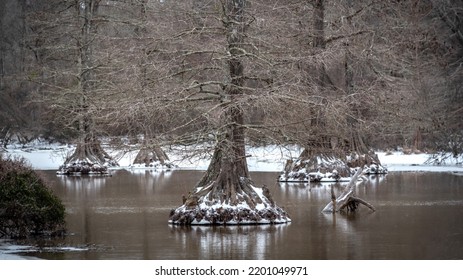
[3,144,303,172]
[0,239,40,260]
[377,151,463,172]
[2,143,463,173]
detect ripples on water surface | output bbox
[8,170,463,260]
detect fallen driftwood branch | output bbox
[322,167,376,213]
[338,196,376,212]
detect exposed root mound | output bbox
[347,153,387,175]
[129,160,177,170]
[131,146,176,169]
[58,139,118,175]
[279,155,353,183]
[57,160,110,176]
[279,151,387,183]
[169,204,290,225]
[362,163,387,175]
[169,178,291,225]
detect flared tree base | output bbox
[131,147,176,170]
[279,150,387,183]
[278,155,353,183]
[56,160,110,176]
[347,153,387,175]
[57,140,118,176]
[169,180,291,225]
[169,204,291,225]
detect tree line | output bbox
[1,0,462,157]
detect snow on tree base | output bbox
[128,160,177,170]
[56,161,110,176]
[168,205,291,225]
[278,154,388,183]
[278,170,353,183]
[362,163,388,175]
[168,184,291,225]
[278,165,387,183]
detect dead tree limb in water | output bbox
[339,197,376,212]
[322,167,375,213]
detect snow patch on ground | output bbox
[2,142,462,173]
[377,151,463,172]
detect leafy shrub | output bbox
[0,155,65,238]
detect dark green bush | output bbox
[0,155,65,238]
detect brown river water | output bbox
[11,170,463,260]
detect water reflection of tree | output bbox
[322,210,377,259]
[57,175,107,197]
[168,225,289,260]
[128,169,172,196]
[279,181,350,201]
[365,175,386,188]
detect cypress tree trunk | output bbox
[59,1,117,174]
[133,133,172,168]
[279,0,351,183]
[131,1,172,169]
[169,0,290,225]
[342,2,385,175]
[279,0,386,182]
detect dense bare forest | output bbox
[1,0,462,154]
[1,0,462,223]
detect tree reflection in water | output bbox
[168,224,290,260]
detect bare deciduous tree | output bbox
[167,0,291,225]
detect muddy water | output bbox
[14,170,463,259]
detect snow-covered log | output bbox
[322,168,375,213]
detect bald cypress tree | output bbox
[168,0,290,225]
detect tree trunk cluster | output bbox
[279,147,353,183]
[279,146,387,183]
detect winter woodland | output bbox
[1,0,463,224]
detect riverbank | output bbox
[0,239,40,260]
